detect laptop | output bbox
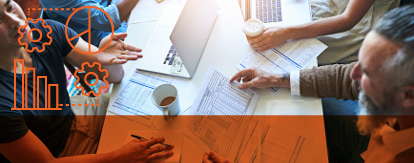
[134,0,218,78]
[241,0,312,27]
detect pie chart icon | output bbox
[65,6,114,55]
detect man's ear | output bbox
[402,86,414,108]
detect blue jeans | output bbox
[322,98,360,115]
[322,98,370,163]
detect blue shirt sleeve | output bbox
[52,20,80,57]
[39,20,80,57]
[39,0,121,32]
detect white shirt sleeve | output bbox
[290,70,300,96]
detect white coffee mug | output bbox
[151,84,180,121]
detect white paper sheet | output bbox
[236,38,327,95]
[183,66,260,162]
[108,70,172,126]
[108,70,197,128]
[125,131,184,163]
[235,119,313,163]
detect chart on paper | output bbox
[237,38,327,73]
[183,66,260,161]
[237,38,327,94]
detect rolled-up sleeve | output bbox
[299,62,360,101]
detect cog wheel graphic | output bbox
[74,62,109,97]
[18,18,53,53]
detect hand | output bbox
[97,33,143,65]
[112,137,174,163]
[230,67,290,89]
[248,26,289,51]
[202,151,232,163]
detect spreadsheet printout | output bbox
[183,66,260,161]
[236,119,312,163]
[108,70,174,126]
[108,69,198,129]
[236,38,327,94]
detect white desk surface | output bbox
[97,0,328,162]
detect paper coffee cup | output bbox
[243,18,265,37]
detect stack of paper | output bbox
[116,66,314,162]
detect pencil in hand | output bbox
[131,134,172,147]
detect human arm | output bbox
[0,130,174,163]
[230,62,360,100]
[39,0,139,32]
[115,0,139,23]
[300,62,360,100]
[229,67,290,89]
[202,151,233,163]
[64,33,142,83]
[249,0,377,51]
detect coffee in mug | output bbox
[151,84,180,121]
[160,96,176,106]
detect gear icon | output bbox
[74,62,109,97]
[18,18,53,53]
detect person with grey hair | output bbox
[222,5,414,163]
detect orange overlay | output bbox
[74,62,109,97]
[18,18,52,53]
[12,59,61,110]
[65,6,115,55]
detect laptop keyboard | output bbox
[256,0,282,23]
[163,45,178,65]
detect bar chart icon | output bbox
[12,59,61,110]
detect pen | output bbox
[131,134,171,147]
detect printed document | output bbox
[108,70,197,128]
[125,131,183,163]
[235,119,312,163]
[236,38,327,94]
[108,70,174,126]
[183,66,260,161]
